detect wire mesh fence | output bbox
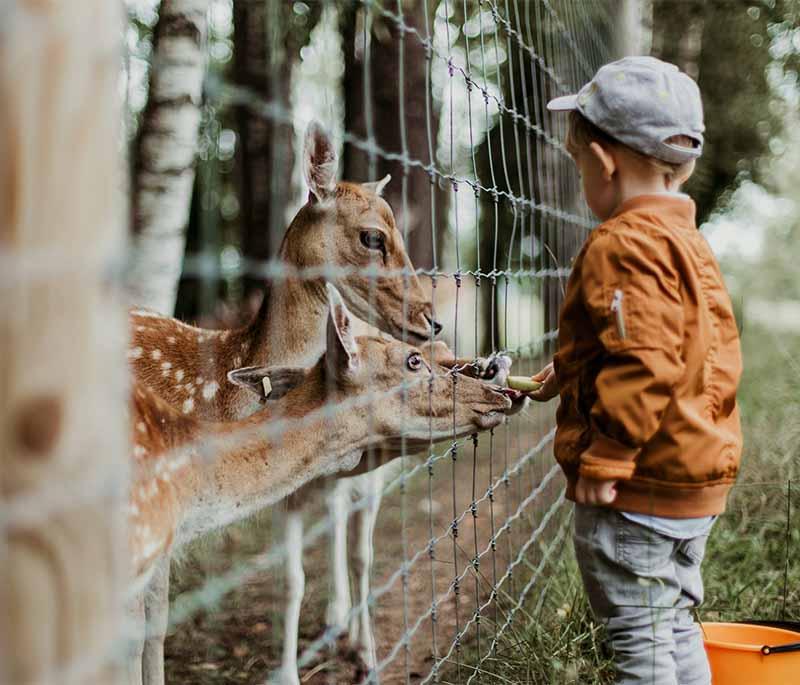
[0,0,649,684]
[5,1,800,684]
[122,1,621,683]
[126,0,620,683]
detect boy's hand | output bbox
[527,362,559,402]
[575,475,617,505]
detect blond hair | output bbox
[565,111,696,180]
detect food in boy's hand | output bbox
[507,376,543,393]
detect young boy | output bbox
[528,56,743,685]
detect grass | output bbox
[446,545,615,685]
[446,322,800,684]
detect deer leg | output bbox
[326,479,351,634]
[280,510,304,685]
[125,593,145,685]
[350,472,381,672]
[142,555,170,685]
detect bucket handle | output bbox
[761,641,800,656]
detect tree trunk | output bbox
[233,0,297,298]
[340,1,444,272]
[0,2,127,684]
[615,0,649,57]
[128,0,210,315]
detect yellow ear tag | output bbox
[262,376,272,398]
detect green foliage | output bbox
[652,0,800,222]
[701,324,800,622]
[451,545,616,684]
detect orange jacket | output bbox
[553,194,743,517]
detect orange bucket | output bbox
[702,622,800,685]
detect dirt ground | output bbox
[164,402,566,684]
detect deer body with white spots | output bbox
[129,122,437,418]
[127,123,446,682]
[127,122,514,682]
[125,288,513,685]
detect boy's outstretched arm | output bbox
[578,227,686,485]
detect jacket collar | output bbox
[610,193,697,231]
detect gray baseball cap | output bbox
[547,56,704,164]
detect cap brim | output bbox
[546,94,579,112]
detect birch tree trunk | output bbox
[0,2,128,684]
[615,0,648,57]
[128,0,210,315]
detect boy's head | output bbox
[548,56,704,220]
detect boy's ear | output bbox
[227,366,307,402]
[589,141,617,181]
[672,159,696,188]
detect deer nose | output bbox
[425,315,443,336]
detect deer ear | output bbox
[325,283,360,376]
[303,121,337,203]
[227,366,307,402]
[362,174,391,196]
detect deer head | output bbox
[229,285,511,448]
[278,122,439,344]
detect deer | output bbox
[125,286,514,685]
[127,121,510,682]
[323,337,512,673]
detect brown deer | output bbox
[125,286,513,685]
[128,121,439,422]
[126,121,507,681]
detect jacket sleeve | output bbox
[578,226,686,482]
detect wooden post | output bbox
[0,2,127,684]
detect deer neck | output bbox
[176,368,371,543]
[245,271,329,369]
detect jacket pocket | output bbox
[676,534,709,568]
[597,287,647,351]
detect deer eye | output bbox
[406,352,423,371]
[360,230,386,256]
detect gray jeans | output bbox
[573,504,711,685]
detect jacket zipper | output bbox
[610,289,626,339]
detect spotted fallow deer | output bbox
[125,286,512,685]
[128,121,439,419]
[127,121,504,682]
